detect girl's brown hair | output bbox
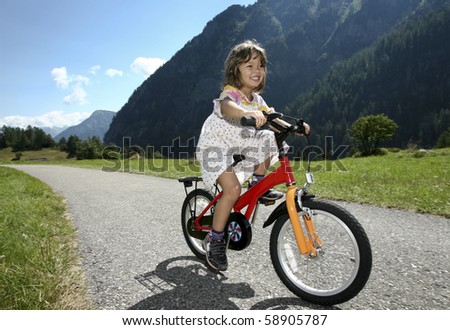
[223,40,267,93]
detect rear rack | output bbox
[178,176,203,188]
[178,176,203,197]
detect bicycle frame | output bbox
[192,154,321,257]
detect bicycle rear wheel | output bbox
[270,199,372,305]
[181,189,214,260]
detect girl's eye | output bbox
[244,63,264,69]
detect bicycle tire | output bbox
[181,189,214,260]
[270,199,372,305]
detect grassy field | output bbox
[301,148,449,217]
[0,167,91,309]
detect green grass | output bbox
[0,167,91,309]
[0,147,69,162]
[297,148,449,217]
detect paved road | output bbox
[8,165,450,310]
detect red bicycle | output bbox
[179,112,372,305]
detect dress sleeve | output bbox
[212,85,242,118]
[256,93,271,113]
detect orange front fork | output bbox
[285,185,322,256]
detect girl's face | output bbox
[238,53,265,96]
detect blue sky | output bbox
[0,0,256,129]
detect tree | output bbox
[436,127,450,148]
[58,137,68,152]
[350,114,398,156]
[24,125,54,149]
[13,132,29,151]
[66,135,80,158]
[0,125,55,150]
[76,136,103,160]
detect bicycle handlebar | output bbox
[239,116,257,127]
[241,111,311,171]
[240,111,306,135]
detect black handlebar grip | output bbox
[296,118,305,134]
[240,116,257,127]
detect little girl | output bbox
[196,40,309,272]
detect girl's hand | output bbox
[295,122,311,136]
[302,123,311,135]
[247,110,267,128]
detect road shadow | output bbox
[129,256,338,310]
[129,256,254,309]
[250,298,339,310]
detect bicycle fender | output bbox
[263,193,314,228]
[263,202,286,228]
[263,201,297,228]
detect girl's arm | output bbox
[268,107,311,135]
[221,99,310,134]
[274,118,310,135]
[221,98,266,128]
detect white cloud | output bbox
[51,66,70,88]
[0,111,92,128]
[89,65,101,75]
[105,68,124,77]
[63,86,88,105]
[51,66,90,105]
[72,74,90,85]
[131,57,166,77]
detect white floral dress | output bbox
[196,85,279,190]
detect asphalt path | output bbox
[7,165,449,310]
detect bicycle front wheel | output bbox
[270,199,372,305]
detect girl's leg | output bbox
[250,157,283,200]
[203,168,241,272]
[212,169,241,232]
[253,157,271,176]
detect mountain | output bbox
[41,126,69,138]
[104,0,450,154]
[55,110,115,141]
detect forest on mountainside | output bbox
[287,5,450,150]
[104,0,450,156]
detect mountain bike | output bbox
[178,112,372,306]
